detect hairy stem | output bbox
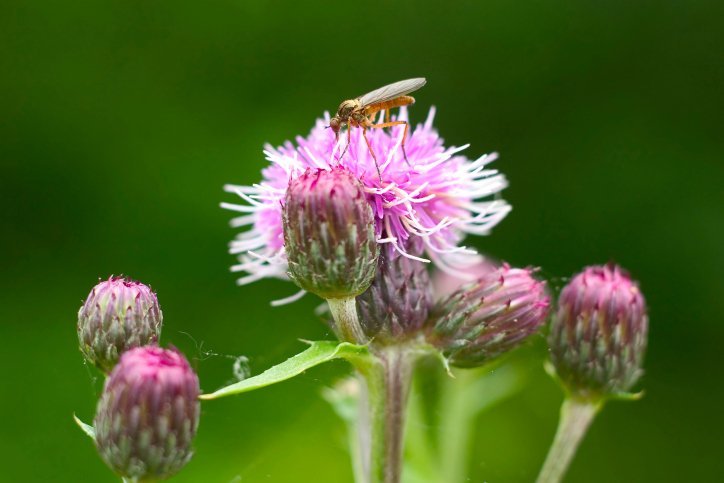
[536,398,601,483]
[328,297,368,344]
[358,347,414,483]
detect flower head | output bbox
[94,346,200,480]
[357,242,433,342]
[429,263,550,367]
[549,264,648,398]
[222,108,510,291]
[283,167,378,299]
[77,277,162,373]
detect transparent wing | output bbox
[357,78,427,106]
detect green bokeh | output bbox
[1,1,721,481]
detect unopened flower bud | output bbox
[78,277,162,373]
[94,346,200,481]
[357,243,432,342]
[430,264,550,367]
[283,167,378,299]
[549,264,648,398]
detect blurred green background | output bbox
[1,0,722,481]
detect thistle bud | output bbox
[549,264,648,398]
[78,277,162,373]
[357,243,433,342]
[283,167,378,299]
[430,264,550,367]
[94,346,200,481]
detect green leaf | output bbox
[423,343,452,376]
[73,413,96,442]
[608,390,645,402]
[199,340,369,400]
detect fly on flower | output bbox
[329,77,426,178]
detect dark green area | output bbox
[1,1,721,481]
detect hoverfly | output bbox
[329,77,427,178]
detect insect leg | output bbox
[361,127,382,180]
[401,121,410,165]
[338,124,352,161]
[369,120,411,166]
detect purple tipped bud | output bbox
[94,347,200,481]
[78,277,162,373]
[430,264,550,367]
[283,167,379,299]
[549,264,648,397]
[357,244,433,342]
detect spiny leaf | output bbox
[199,340,369,400]
[73,414,96,441]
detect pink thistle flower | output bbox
[222,108,510,293]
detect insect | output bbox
[329,77,427,178]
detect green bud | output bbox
[283,167,378,299]
[94,347,200,480]
[77,277,162,373]
[549,264,648,398]
[430,264,550,367]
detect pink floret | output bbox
[222,108,511,287]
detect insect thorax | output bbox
[336,99,361,119]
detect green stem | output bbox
[356,372,372,482]
[322,378,366,483]
[404,381,441,482]
[438,364,526,482]
[328,297,368,344]
[358,347,414,483]
[348,405,366,483]
[536,398,602,483]
[438,369,478,483]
